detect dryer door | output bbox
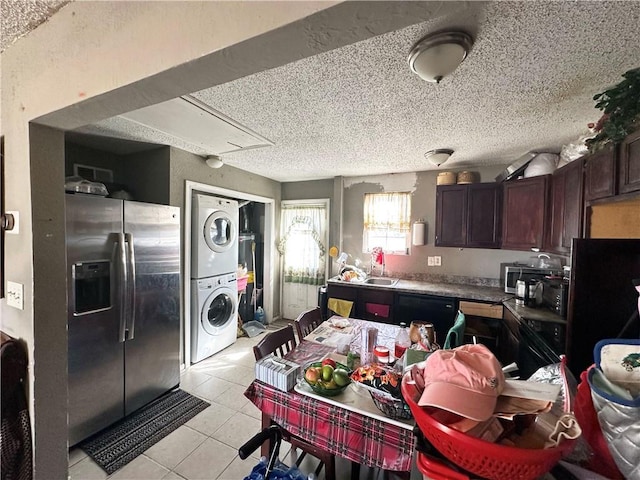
[203,211,237,254]
[201,286,237,336]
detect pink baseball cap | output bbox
[418,343,505,421]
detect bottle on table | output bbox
[394,322,411,359]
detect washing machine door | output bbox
[203,211,236,254]
[201,286,237,336]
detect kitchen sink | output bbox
[363,277,398,286]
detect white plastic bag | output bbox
[523,153,559,177]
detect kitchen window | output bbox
[363,192,411,254]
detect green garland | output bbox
[586,67,640,153]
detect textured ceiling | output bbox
[5,2,640,183]
[0,0,70,52]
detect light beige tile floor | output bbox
[69,319,421,480]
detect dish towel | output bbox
[327,298,353,318]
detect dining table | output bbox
[244,317,416,476]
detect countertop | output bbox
[327,277,509,303]
[327,277,566,325]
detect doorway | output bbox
[279,199,330,320]
[184,180,275,367]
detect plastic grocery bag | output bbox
[245,457,307,480]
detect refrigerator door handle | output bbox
[117,233,128,343]
[125,233,137,340]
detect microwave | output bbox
[502,265,562,294]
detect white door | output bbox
[279,200,329,320]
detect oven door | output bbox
[516,320,562,379]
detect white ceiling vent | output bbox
[119,94,273,155]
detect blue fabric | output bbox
[443,311,466,350]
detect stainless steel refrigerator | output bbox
[66,194,181,445]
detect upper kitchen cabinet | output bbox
[546,158,584,254]
[501,175,550,251]
[435,183,502,248]
[584,145,617,201]
[618,129,640,195]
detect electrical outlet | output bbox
[434,256,442,266]
[7,281,24,310]
[427,256,435,266]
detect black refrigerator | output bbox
[565,239,640,377]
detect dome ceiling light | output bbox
[205,155,224,168]
[425,149,454,166]
[408,31,473,83]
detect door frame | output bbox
[279,198,330,319]
[184,180,275,367]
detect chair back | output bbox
[443,310,466,350]
[253,324,298,361]
[294,307,324,341]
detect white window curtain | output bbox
[278,204,327,286]
[363,192,411,254]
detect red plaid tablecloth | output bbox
[244,340,415,471]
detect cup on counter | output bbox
[335,335,351,355]
[361,326,378,364]
[373,345,390,364]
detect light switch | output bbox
[7,281,24,310]
[434,256,442,266]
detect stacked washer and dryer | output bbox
[191,193,240,364]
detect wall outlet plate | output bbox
[7,281,24,310]
[434,256,442,266]
[427,256,435,266]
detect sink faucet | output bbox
[370,247,385,277]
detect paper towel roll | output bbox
[412,221,425,245]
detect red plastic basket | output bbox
[416,452,469,480]
[402,374,576,480]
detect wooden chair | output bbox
[293,307,324,341]
[253,324,298,361]
[253,325,336,480]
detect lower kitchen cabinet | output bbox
[357,288,394,324]
[500,307,522,368]
[326,284,357,317]
[501,175,550,251]
[458,300,503,357]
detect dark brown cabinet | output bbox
[326,283,394,322]
[546,158,584,253]
[357,288,394,324]
[619,129,640,195]
[499,307,520,366]
[325,284,357,317]
[584,146,617,201]
[435,183,502,248]
[501,175,550,251]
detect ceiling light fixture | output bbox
[425,149,454,166]
[408,31,473,83]
[205,155,224,169]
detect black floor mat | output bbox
[79,389,209,474]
